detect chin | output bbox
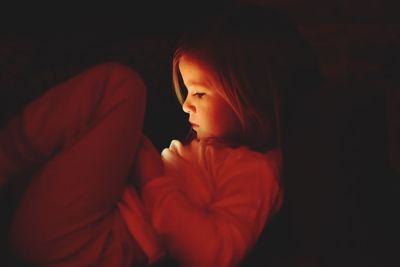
[195,134,208,141]
[195,134,205,140]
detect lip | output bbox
[189,121,199,127]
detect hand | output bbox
[133,135,164,187]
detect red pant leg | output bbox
[5,63,147,266]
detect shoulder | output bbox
[202,141,282,182]
[205,143,283,214]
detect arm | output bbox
[117,135,166,264]
[130,135,164,188]
[141,151,282,267]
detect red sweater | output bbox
[119,139,283,266]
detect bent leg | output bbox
[8,63,147,266]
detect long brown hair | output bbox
[172,5,322,152]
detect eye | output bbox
[193,92,205,98]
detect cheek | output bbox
[201,107,216,126]
[211,102,240,132]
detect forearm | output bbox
[133,135,164,188]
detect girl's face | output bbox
[179,54,241,142]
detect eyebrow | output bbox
[185,80,211,88]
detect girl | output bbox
[123,6,321,266]
[1,4,321,267]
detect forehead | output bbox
[178,54,216,87]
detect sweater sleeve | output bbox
[141,150,282,267]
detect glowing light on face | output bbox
[179,54,241,142]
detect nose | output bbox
[182,97,195,114]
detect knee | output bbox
[86,62,147,104]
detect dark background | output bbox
[1,0,399,266]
